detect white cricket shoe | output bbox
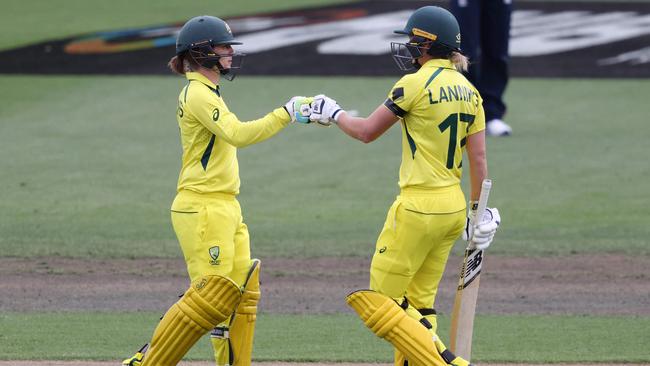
[486,119,512,136]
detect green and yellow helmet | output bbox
[176,15,244,80]
[391,6,462,71]
[395,6,461,52]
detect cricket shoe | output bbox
[121,343,148,366]
[486,118,512,136]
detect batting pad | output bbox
[346,290,448,366]
[394,310,439,366]
[141,275,241,366]
[394,348,407,366]
[210,326,230,366]
[212,259,261,366]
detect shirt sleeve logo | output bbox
[212,108,220,121]
[391,87,404,101]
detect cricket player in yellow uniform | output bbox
[122,15,312,366]
[309,6,501,366]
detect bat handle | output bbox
[469,179,492,248]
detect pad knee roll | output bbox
[346,290,448,366]
[142,275,241,366]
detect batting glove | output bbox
[310,94,344,126]
[462,205,501,250]
[284,96,313,124]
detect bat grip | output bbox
[469,179,492,247]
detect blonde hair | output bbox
[450,51,469,72]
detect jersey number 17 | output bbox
[438,113,475,169]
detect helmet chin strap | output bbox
[215,59,236,81]
[220,68,235,81]
[189,44,237,82]
[411,43,433,70]
[411,58,423,70]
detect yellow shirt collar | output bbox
[186,72,218,90]
[420,59,455,70]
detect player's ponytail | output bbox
[426,43,469,72]
[450,52,469,72]
[168,55,185,75]
[168,52,200,75]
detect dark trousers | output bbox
[450,0,512,121]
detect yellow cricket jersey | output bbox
[175,72,291,195]
[384,59,486,191]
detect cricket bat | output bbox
[449,178,492,361]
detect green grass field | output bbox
[3,313,649,363]
[1,76,649,259]
[1,75,648,364]
[1,0,649,364]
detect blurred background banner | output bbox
[1,0,649,77]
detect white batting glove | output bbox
[310,94,344,126]
[462,205,501,250]
[284,96,313,124]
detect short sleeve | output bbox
[468,95,486,135]
[383,76,416,118]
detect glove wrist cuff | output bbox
[332,109,344,121]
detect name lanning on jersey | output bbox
[428,84,479,107]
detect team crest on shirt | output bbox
[212,108,220,121]
[209,246,221,265]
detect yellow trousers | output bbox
[370,185,466,310]
[171,189,251,289]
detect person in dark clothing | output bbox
[450,0,513,136]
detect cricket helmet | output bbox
[391,6,462,71]
[176,15,244,80]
